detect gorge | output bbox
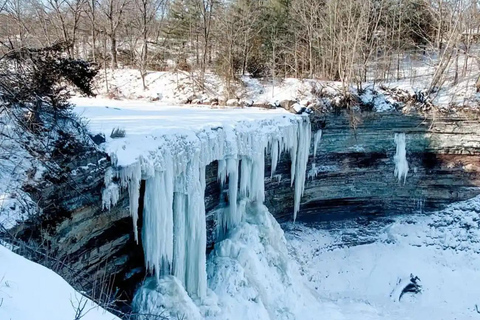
[7,99,480,318]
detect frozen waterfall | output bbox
[103,115,312,299]
[394,133,409,183]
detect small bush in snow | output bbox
[110,128,126,139]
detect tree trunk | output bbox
[110,35,118,69]
[91,0,96,62]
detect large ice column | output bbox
[394,133,409,183]
[270,139,280,177]
[143,168,174,276]
[184,162,207,298]
[173,191,187,285]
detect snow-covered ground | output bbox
[286,195,480,320]
[366,48,480,109]
[0,244,119,320]
[92,69,225,103]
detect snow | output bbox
[393,133,409,183]
[286,195,480,320]
[359,87,396,112]
[91,69,226,103]
[0,245,118,320]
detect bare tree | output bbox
[134,0,165,89]
[98,0,129,69]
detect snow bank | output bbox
[0,245,118,320]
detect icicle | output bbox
[289,127,298,187]
[394,133,409,184]
[217,159,227,187]
[112,162,143,242]
[293,118,312,221]
[251,145,266,203]
[270,139,279,177]
[217,157,241,239]
[309,129,323,180]
[239,158,252,199]
[127,163,142,242]
[226,158,239,227]
[313,129,322,159]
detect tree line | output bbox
[1,0,479,92]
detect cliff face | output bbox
[11,111,480,312]
[269,112,480,222]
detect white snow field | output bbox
[0,245,119,320]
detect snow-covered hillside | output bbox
[88,64,480,110]
[0,245,118,320]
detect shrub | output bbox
[110,127,126,138]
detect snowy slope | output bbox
[0,245,119,320]
[91,58,480,111]
[91,69,225,103]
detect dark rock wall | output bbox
[11,111,480,313]
[268,112,480,222]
